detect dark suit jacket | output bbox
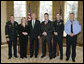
[53,19,64,37]
[41,20,53,39]
[18,24,29,44]
[5,21,19,39]
[28,20,41,38]
[18,24,29,37]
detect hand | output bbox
[22,32,28,35]
[42,32,47,36]
[54,32,58,35]
[17,37,19,40]
[70,33,74,37]
[28,36,30,38]
[38,36,40,39]
[6,38,10,41]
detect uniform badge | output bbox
[57,23,58,25]
[9,25,11,27]
[15,24,17,26]
[60,22,62,25]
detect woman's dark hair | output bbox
[56,13,61,16]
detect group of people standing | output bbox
[5,12,81,62]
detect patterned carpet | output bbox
[1,44,83,63]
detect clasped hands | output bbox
[42,32,47,36]
[22,32,28,35]
[54,32,58,36]
[54,32,74,37]
[70,33,74,37]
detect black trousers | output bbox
[52,35,63,58]
[30,37,39,56]
[66,35,77,60]
[7,38,17,58]
[19,36,28,58]
[42,36,52,58]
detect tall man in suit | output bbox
[41,13,53,59]
[28,13,41,58]
[5,15,19,59]
[52,13,64,60]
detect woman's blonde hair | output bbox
[21,17,27,26]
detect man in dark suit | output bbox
[28,13,41,58]
[41,13,53,59]
[5,15,19,59]
[52,13,64,60]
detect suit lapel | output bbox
[30,20,33,29]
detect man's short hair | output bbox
[44,13,49,16]
[31,13,36,16]
[56,13,61,16]
[10,15,14,17]
[70,13,75,15]
[10,15,14,19]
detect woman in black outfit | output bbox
[18,17,29,59]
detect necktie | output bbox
[71,22,73,33]
[32,20,35,28]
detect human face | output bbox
[44,15,49,21]
[31,13,36,20]
[10,16,14,22]
[70,14,75,21]
[22,18,26,23]
[56,14,61,20]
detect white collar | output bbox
[32,20,35,22]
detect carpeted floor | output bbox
[1,44,83,63]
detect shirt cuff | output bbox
[5,35,9,38]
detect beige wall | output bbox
[27,1,40,20]
[53,1,64,21]
[1,1,14,43]
[7,1,14,21]
[1,1,7,43]
[77,1,83,44]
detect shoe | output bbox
[21,57,24,59]
[8,57,11,59]
[60,58,63,60]
[72,59,75,62]
[49,57,52,60]
[30,55,33,58]
[24,56,27,58]
[60,57,63,60]
[20,56,24,59]
[41,55,46,58]
[35,55,38,58]
[14,56,18,58]
[53,55,56,58]
[66,58,69,61]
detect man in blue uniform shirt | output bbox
[65,13,81,62]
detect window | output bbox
[64,1,78,36]
[14,1,26,24]
[40,1,52,22]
